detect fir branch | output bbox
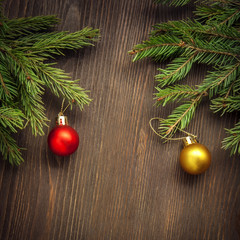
[196,4,240,26]
[0,15,59,39]
[223,80,235,98]
[8,54,49,136]
[0,52,21,102]
[18,85,48,136]
[156,52,197,86]
[152,20,240,41]
[155,84,199,106]
[130,0,240,156]
[159,94,202,136]
[0,71,9,95]
[220,9,240,26]
[36,63,91,109]
[180,42,240,60]
[0,127,24,165]
[210,96,240,115]
[154,0,235,6]
[154,0,192,6]
[222,121,240,155]
[0,106,25,132]
[0,2,100,164]
[14,27,100,58]
[198,63,240,98]
[129,35,183,61]
[130,40,240,63]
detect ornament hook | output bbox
[182,136,197,147]
[56,98,71,125]
[57,113,68,126]
[149,117,197,141]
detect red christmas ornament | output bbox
[48,113,79,156]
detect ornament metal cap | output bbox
[182,136,197,147]
[57,112,68,126]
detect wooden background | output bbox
[1,0,240,239]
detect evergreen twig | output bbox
[0,4,100,165]
[130,0,240,156]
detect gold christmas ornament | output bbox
[149,118,212,175]
[179,136,211,175]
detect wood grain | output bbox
[0,0,240,239]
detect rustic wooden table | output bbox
[0,0,240,239]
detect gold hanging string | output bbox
[60,98,71,115]
[149,117,197,141]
